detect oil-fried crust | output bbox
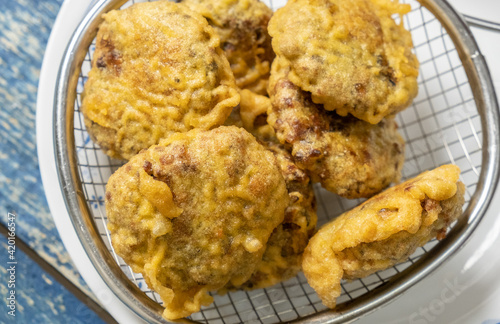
[81,1,240,160]
[224,89,276,142]
[225,142,318,290]
[224,95,318,290]
[268,0,419,124]
[106,127,289,320]
[268,59,405,198]
[183,0,275,95]
[302,165,465,309]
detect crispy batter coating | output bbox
[268,0,419,124]
[302,165,465,309]
[268,60,405,198]
[225,89,276,141]
[105,126,289,319]
[183,0,275,95]
[82,2,240,160]
[226,143,317,290]
[224,95,318,289]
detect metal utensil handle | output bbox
[464,15,500,32]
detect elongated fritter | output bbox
[268,59,405,198]
[183,0,275,95]
[106,127,289,320]
[268,0,419,124]
[302,165,465,309]
[82,1,239,160]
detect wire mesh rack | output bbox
[56,0,499,323]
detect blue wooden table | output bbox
[0,1,110,322]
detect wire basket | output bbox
[54,0,500,323]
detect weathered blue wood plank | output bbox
[0,0,95,308]
[0,240,105,324]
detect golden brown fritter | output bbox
[182,0,275,95]
[268,60,405,198]
[268,0,419,124]
[302,165,465,309]
[105,126,289,320]
[226,143,317,290]
[224,89,276,142]
[82,1,239,160]
[224,96,318,289]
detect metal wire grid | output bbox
[71,0,482,322]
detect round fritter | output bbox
[226,143,317,290]
[106,126,289,320]
[182,0,275,95]
[302,165,465,309]
[224,89,276,142]
[82,1,240,160]
[268,60,405,198]
[268,0,419,124]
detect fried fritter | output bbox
[302,165,465,309]
[268,0,419,124]
[268,59,405,198]
[82,2,239,160]
[226,142,317,290]
[182,0,275,95]
[224,94,318,289]
[106,126,289,320]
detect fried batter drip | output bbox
[268,60,405,198]
[268,0,419,124]
[82,2,239,159]
[225,89,276,141]
[302,165,465,309]
[183,0,275,94]
[106,127,289,320]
